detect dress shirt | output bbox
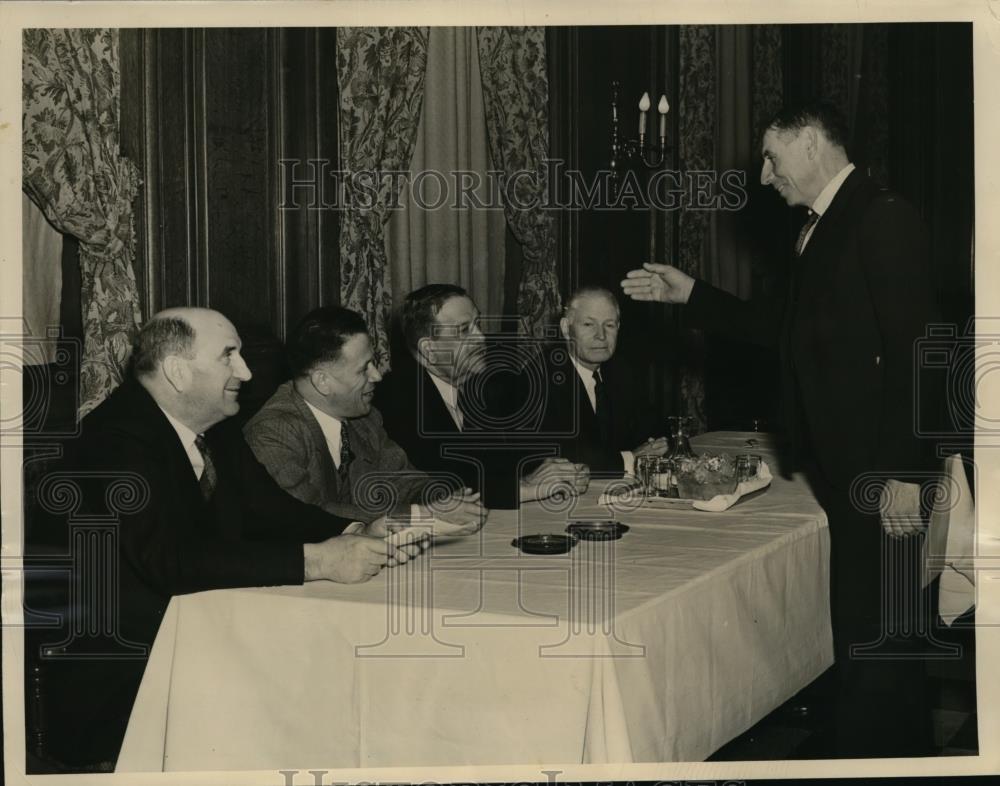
[568,355,634,475]
[159,407,205,480]
[428,372,463,430]
[800,163,856,253]
[304,400,346,468]
[305,399,423,531]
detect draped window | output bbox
[386,27,507,321]
[337,27,429,368]
[22,28,142,417]
[477,26,561,336]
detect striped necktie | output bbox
[795,210,820,256]
[194,434,217,501]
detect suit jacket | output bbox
[373,356,529,509]
[243,381,429,521]
[685,169,941,493]
[527,344,656,475]
[33,378,351,767]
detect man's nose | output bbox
[369,364,384,383]
[233,353,253,382]
[760,159,773,186]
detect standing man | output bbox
[32,308,416,769]
[621,100,941,758]
[375,284,589,508]
[542,286,667,475]
[245,305,484,529]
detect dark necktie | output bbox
[794,210,820,256]
[593,368,611,443]
[194,434,217,501]
[337,423,353,485]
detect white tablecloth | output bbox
[117,432,832,771]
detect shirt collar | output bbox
[428,371,460,410]
[811,162,855,217]
[303,399,343,444]
[159,406,199,450]
[569,354,599,383]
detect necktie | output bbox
[194,434,217,501]
[794,210,820,256]
[593,368,611,443]
[338,423,353,484]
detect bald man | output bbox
[35,308,432,769]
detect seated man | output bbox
[542,286,668,475]
[31,308,440,769]
[244,306,484,527]
[375,284,589,508]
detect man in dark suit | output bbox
[621,100,941,757]
[537,286,667,475]
[244,306,485,528]
[375,284,589,508]
[32,308,418,769]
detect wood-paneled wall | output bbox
[120,28,341,420]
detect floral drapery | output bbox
[476,27,561,336]
[23,28,142,418]
[337,27,428,367]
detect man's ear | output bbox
[416,337,435,366]
[161,355,189,393]
[802,125,819,158]
[559,317,570,341]
[309,367,328,395]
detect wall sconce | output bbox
[610,80,671,193]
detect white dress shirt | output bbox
[568,356,635,475]
[429,372,463,430]
[304,400,346,468]
[159,407,205,480]
[800,162,855,253]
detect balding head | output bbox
[134,308,252,433]
[560,287,621,370]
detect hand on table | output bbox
[879,479,925,538]
[633,436,669,458]
[620,263,695,304]
[367,489,485,541]
[520,457,590,502]
[303,534,408,583]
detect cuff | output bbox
[621,451,636,476]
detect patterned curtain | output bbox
[674,25,717,430]
[337,27,428,368]
[476,27,561,336]
[22,28,142,417]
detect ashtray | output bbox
[566,521,630,541]
[511,534,578,555]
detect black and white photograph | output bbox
[2,2,998,784]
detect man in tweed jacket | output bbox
[245,306,484,526]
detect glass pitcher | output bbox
[666,415,696,460]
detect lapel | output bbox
[796,169,866,297]
[286,382,342,495]
[420,365,461,435]
[120,379,208,514]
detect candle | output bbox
[638,92,651,138]
[658,95,669,140]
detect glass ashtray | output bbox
[511,534,578,555]
[565,521,630,541]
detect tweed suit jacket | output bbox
[244,381,430,522]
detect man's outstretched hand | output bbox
[621,263,695,304]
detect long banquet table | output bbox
[116,432,833,771]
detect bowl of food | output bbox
[674,453,739,501]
